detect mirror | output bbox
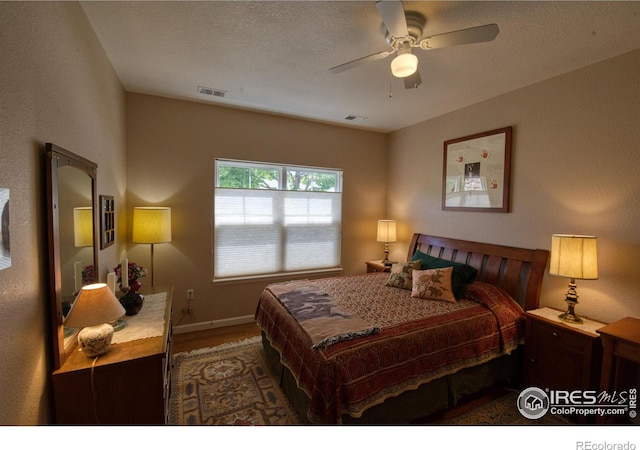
[46,143,98,369]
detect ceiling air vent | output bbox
[198,86,227,98]
[344,114,367,122]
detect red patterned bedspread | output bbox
[255,273,524,424]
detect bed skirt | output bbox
[261,331,522,424]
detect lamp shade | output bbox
[73,207,93,247]
[65,283,125,328]
[391,53,418,78]
[132,207,172,244]
[549,234,598,280]
[377,220,397,243]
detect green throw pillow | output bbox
[411,250,477,299]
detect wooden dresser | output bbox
[523,307,604,392]
[52,286,173,424]
[597,317,640,424]
[365,260,391,273]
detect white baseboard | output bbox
[173,314,256,335]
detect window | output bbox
[214,159,342,280]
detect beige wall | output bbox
[0,2,126,424]
[387,49,640,324]
[125,93,388,329]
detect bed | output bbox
[255,233,549,424]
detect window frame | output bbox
[213,159,343,283]
[215,159,343,192]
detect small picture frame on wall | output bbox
[0,188,10,270]
[100,195,115,249]
[442,126,512,213]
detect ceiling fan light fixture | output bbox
[390,52,418,78]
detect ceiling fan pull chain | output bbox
[389,78,393,98]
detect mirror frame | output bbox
[45,143,99,369]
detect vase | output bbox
[120,291,145,316]
[119,279,141,294]
[128,279,142,292]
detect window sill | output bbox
[213,267,344,285]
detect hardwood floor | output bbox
[172,321,261,354]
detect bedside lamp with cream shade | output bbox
[132,206,172,287]
[376,219,397,265]
[549,234,598,324]
[65,283,126,358]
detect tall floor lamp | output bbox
[132,206,172,287]
[73,207,94,247]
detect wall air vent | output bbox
[344,114,367,121]
[198,86,227,98]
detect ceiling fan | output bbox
[329,0,500,89]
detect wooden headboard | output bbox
[407,234,549,311]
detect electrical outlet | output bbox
[187,289,195,300]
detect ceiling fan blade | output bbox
[418,23,499,50]
[376,1,409,38]
[329,50,392,74]
[404,70,421,89]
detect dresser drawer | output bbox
[530,319,587,349]
[614,339,640,364]
[524,309,603,396]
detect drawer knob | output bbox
[552,332,558,337]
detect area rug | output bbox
[169,337,569,426]
[440,390,570,425]
[169,336,301,425]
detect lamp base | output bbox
[77,323,115,357]
[558,309,583,324]
[558,279,583,323]
[381,242,390,265]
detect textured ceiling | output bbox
[80,1,640,133]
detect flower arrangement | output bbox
[81,265,94,285]
[114,261,147,283]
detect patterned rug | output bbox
[169,336,301,425]
[169,337,569,426]
[440,390,570,425]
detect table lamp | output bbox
[65,283,126,357]
[132,206,172,286]
[377,219,397,265]
[549,234,598,323]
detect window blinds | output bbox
[214,188,342,279]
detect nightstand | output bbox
[523,307,604,392]
[365,260,391,273]
[596,317,640,424]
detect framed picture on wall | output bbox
[0,188,10,270]
[100,195,115,249]
[442,126,512,213]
